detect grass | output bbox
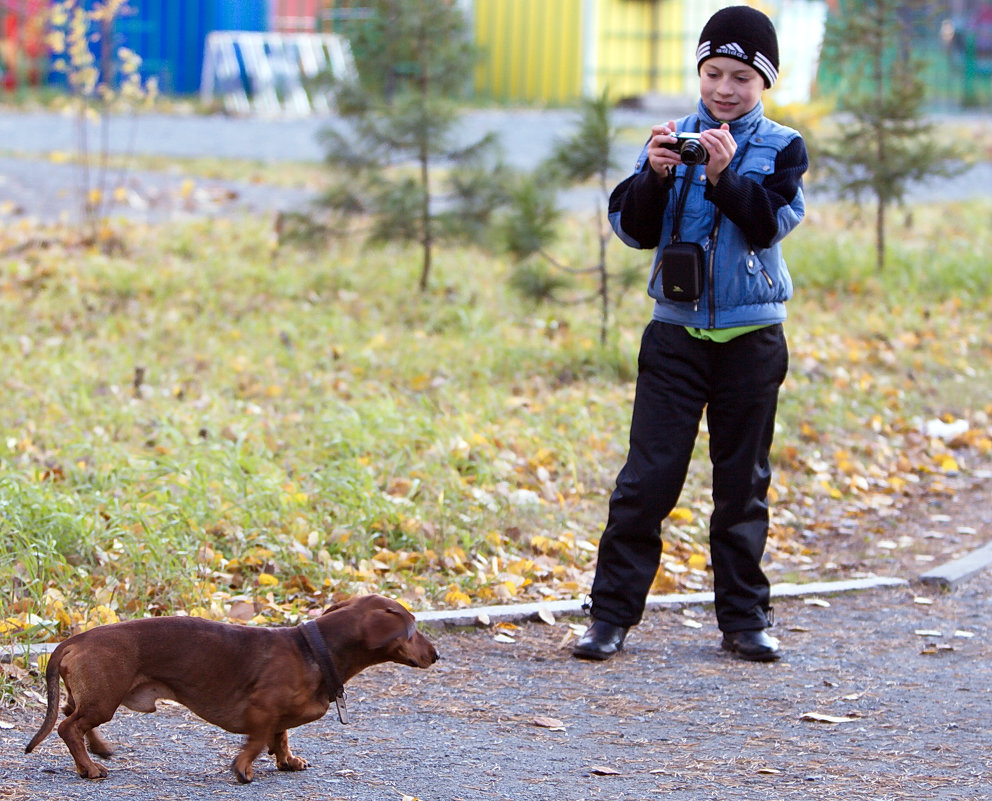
[1,197,991,665]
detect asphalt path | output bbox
[3,575,991,801]
[3,105,990,225]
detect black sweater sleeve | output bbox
[703,135,809,249]
[607,167,675,250]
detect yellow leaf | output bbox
[935,454,959,473]
[668,507,693,524]
[687,553,708,571]
[257,573,279,587]
[506,559,534,576]
[91,605,118,625]
[444,589,471,607]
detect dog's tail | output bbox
[24,644,65,754]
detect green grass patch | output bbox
[1,200,990,655]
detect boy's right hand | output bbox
[647,120,680,179]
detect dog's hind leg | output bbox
[269,730,309,772]
[64,693,114,758]
[57,710,111,779]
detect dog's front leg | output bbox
[232,735,268,784]
[269,730,309,772]
[85,726,114,758]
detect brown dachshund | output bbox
[25,594,438,783]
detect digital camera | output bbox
[661,132,709,166]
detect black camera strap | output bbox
[668,163,696,246]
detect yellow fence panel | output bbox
[593,0,685,99]
[473,0,696,104]
[474,0,583,103]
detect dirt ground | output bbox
[771,466,992,585]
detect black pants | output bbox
[589,321,789,632]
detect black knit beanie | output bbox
[696,5,779,88]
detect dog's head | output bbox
[321,594,439,669]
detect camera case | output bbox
[657,241,704,302]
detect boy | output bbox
[574,5,808,663]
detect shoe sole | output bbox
[721,641,781,662]
[572,645,621,661]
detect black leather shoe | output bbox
[721,629,781,662]
[573,620,628,661]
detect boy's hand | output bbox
[646,120,680,180]
[700,123,736,185]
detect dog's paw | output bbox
[278,755,309,772]
[232,759,254,784]
[79,762,109,780]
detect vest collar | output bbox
[697,99,764,138]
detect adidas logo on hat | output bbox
[715,42,748,59]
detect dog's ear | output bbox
[364,606,414,651]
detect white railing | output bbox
[200,31,356,117]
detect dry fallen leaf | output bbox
[913,596,934,606]
[681,618,703,629]
[493,633,516,644]
[589,766,622,776]
[537,607,556,625]
[757,767,782,774]
[804,597,831,608]
[228,601,257,621]
[533,716,566,731]
[801,712,858,724]
[914,629,942,637]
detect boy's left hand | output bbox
[701,123,736,185]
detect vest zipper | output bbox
[707,211,722,328]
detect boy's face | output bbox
[699,57,764,121]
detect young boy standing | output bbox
[574,6,808,663]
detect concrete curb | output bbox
[919,540,992,589]
[413,575,910,628]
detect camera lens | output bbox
[679,140,708,166]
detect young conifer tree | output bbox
[818,0,961,271]
[501,91,640,345]
[319,0,505,291]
